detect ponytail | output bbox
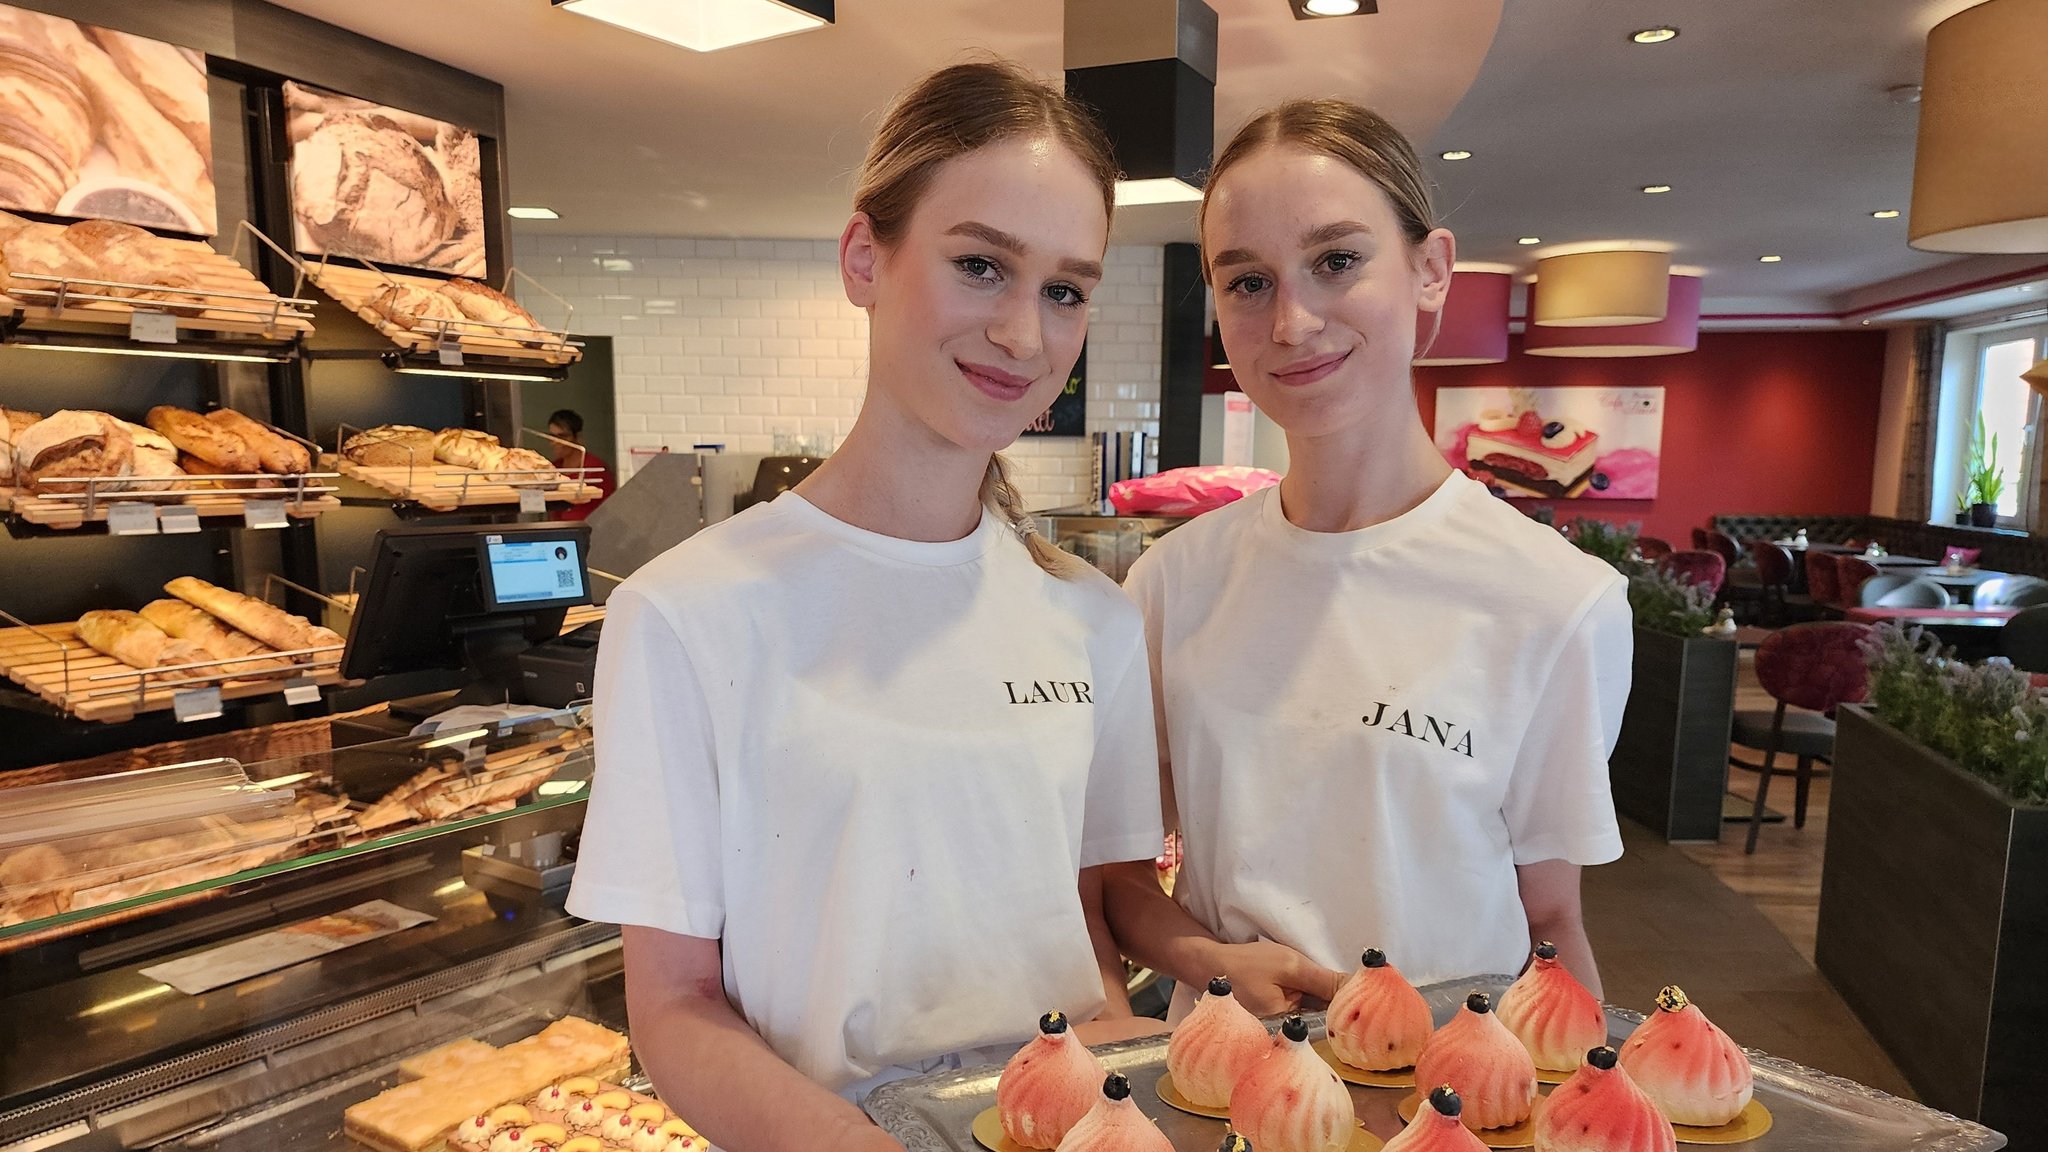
[981,453,1090,579]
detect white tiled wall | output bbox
[511,234,1162,510]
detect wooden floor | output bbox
[1582,649,1916,1099]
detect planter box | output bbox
[1817,707,2048,1145]
[1608,627,1737,841]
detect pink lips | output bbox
[959,359,1035,403]
[1270,349,1350,387]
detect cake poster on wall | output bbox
[1435,386,1664,500]
[0,3,216,234]
[283,81,485,276]
[1023,343,1087,437]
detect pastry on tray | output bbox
[1326,947,1434,1072]
[1230,1014,1354,1152]
[1412,994,1537,1132]
[1053,1073,1170,1152]
[1166,976,1271,1108]
[1616,987,1752,1128]
[1534,1046,1675,1152]
[1497,942,1606,1073]
[997,1010,1103,1149]
[1383,1085,1487,1152]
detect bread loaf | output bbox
[76,609,207,679]
[206,409,310,474]
[1,224,97,299]
[0,407,43,487]
[164,576,344,654]
[14,410,133,494]
[147,405,258,473]
[432,427,498,470]
[341,424,434,468]
[140,598,292,677]
[368,281,465,332]
[438,278,539,332]
[124,443,185,492]
[177,452,276,490]
[482,446,559,483]
[61,220,205,316]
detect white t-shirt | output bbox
[1125,472,1629,988]
[568,493,1163,1090]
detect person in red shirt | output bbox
[548,408,613,520]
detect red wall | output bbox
[1405,331,1888,546]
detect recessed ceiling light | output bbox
[1872,209,1901,219]
[1641,185,1673,195]
[1440,150,1473,161]
[1114,177,1204,206]
[1304,0,1362,13]
[1518,237,1542,245]
[1631,27,1678,44]
[1759,255,1783,263]
[552,0,833,53]
[508,206,560,220]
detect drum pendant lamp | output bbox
[1523,274,1701,357]
[1529,250,1670,327]
[1909,0,2048,253]
[1413,270,1511,365]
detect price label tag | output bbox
[243,498,288,529]
[283,677,321,706]
[173,685,223,723]
[518,488,545,514]
[437,337,464,367]
[106,502,159,536]
[158,505,202,534]
[130,311,177,344]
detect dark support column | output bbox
[1158,243,1207,471]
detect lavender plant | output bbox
[1860,622,2048,806]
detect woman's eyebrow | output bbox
[945,220,1102,280]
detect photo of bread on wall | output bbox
[283,81,484,277]
[0,2,216,235]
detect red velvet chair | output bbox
[1658,549,1727,597]
[1833,556,1880,607]
[1636,536,1674,561]
[1702,530,1741,569]
[1747,541,1799,623]
[1805,551,1841,608]
[1691,527,1711,551]
[1733,621,1873,853]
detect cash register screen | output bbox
[478,532,590,612]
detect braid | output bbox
[980,454,1089,579]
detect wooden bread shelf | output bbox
[327,455,599,511]
[304,262,580,366]
[0,231,315,343]
[1,479,341,530]
[0,622,344,724]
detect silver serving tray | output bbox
[865,975,2005,1152]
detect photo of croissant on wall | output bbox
[283,80,485,277]
[0,3,217,235]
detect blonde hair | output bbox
[1198,98,1438,278]
[854,59,1113,580]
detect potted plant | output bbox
[1954,488,1972,526]
[1966,415,2004,527]
[1815,625,2048,1143]
[1566,520,1736,841]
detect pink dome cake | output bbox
[1054,1073,1171,1152]
[998,1011,1104,1149]
[1498,943,1607,1072]
[1383,1086,1488,1152]
[1412,993,1538,1131]
[1167,976,1272,1108]
[1617,987,1752,1128]
[1229,1015,1355,1152]
[1536,1046,1676,1152]
[1326,948,1435,1071]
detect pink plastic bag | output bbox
[1108,466,1281,516]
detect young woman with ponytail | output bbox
[568,61,1164,1150]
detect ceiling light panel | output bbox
[552,0,833,53]
[1440,150,1473,161]
[1631,27,1678,44]
[1114,178,1205,207]
[507,206,560,220]
[1288,0,1377,17]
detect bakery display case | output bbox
[1033,505,1188,582]
[0,706,629,1152]
[326,424,603,512]
[299,259,583,375]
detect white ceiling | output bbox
[266,0,2034,320]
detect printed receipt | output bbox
[138,899,436,996]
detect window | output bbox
[1937,320,2048,529]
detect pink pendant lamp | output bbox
[1523,274,1701,357]
[1414,269,1512,365]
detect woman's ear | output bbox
[1415,227,1456,313]
[841,213,881,309]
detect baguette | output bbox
[164,576,343,654]
[76,609,207,679]
[140,599,294,677]
[437,278,539,331]
[178,452,277,490]
[206,408,310,475]
[147,406,258,473]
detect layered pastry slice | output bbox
[998,1010,1104,1149]
[1466,411,1600,497]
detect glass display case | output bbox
[0,706,622,1152]
[1033,504,1188,583]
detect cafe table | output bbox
[1922,567,2008,599]
[1846,606,2015,660]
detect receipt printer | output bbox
[517,621,602,707]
